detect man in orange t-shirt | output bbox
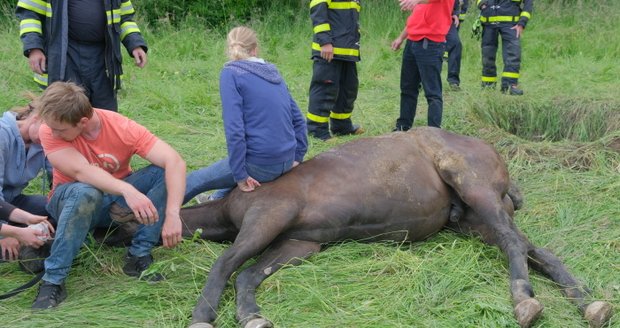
[31,82,186,310]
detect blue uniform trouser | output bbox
[42,165,166,285]
[481,23,522,87]
[63,39,118,111]
[396,39,445,129]
[307,59,359,134]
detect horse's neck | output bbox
[181,201,228,237]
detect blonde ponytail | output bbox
[226,26,258,61]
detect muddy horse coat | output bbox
[176,127,612,328]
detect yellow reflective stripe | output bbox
[312,42,359,57]
[17,0,52,17]
[106,10,121,24]
[309,0,327,8]
[314,23,331,34]
[120,22,140,40]
[477,0,483,5]
[120,1,135,15]
[329,2,360,11]
[20,19,42,35]
[459,14,466,19]
[481,76,498,82]
[34,72,48,87]
[480,16,520,23]
[307,112,329,123]
[502,72,519,78]
[521,11,531,19]
[330,112,352,120]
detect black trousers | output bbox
[307,59,359,133]
[61,39,118,111]
[445,23,462,85]
[481,23,522,87]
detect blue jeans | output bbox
[43,165,167,285]
[184,158,294,204]
[396,39,445,129]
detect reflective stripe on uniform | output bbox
[330,112,352,120]
[34,72,48,87]
[106,9,121,24]
[312,42,359,57]
[520,11,531,19]
[482,76,498,82]
[314,23,331,34]
[307,112,329,123]
[17,0,52,17]
[501,72,519,79]
[120,21,140,40]
[20,19,42,35]
[480,16,520,23]
[310,0,360,11]
[120,0,135,15]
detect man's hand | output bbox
[124,189,159,225]
[237,176,261,192]
[391,36,405,51]
[321,43,334,62]
[161,212,182,248]
[132,47,148,68]
[453,15,460,28]
[28,48,46,74]
[512,24,524,38]
[399,0,423,11]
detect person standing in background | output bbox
[478,0,533,95]
[306,0,364,141]
[391,0,454,131]
[445,0,468,90]
[16,0,148,111]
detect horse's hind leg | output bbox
[450,190,543,327]
[235,239,320,328]
[528,247,613,328]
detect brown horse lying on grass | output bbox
[121,127,613,328]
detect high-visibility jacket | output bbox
[477,0,533,28]
[16,0,147,89]
[309,0,360,62]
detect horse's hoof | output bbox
[514,298,544,328]
[188,323,214,328]
[244,317,273,328]
[584,301,613,328]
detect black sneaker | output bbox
[308,130,332,141]
[481,82,496,89]
[332,124,365,136]
[123,252,164,282]
[501,84,524,95]
[32,281,66,310]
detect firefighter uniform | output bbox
[307,0,362,140]
[477,0,532,94]
[445,0,469,88]
[16,0,148,111]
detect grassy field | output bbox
[1,1,619,327]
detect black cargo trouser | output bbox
[481,23,521,87]
[307,59,359,134]
[445,23,462,85]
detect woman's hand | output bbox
[0,237,20,261]
[237,177,261,192]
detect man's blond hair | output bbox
[39,81,93,125]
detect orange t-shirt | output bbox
[40,109,159,194]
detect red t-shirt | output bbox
[40,108,158,194]
[406,0,454,43]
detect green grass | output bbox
[1,1,619,327]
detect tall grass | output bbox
[1,1,619,327]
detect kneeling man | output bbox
[33,82,186,309]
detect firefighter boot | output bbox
[501,84,524,96]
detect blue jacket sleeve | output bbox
[220,68,249,182]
